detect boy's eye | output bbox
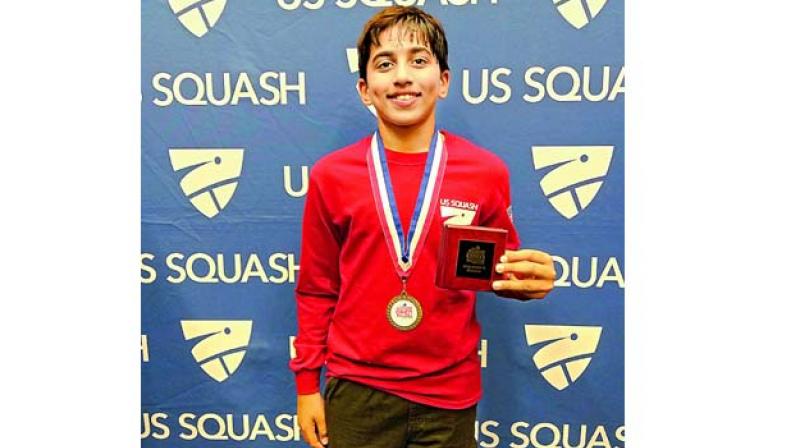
[413,58,428,65]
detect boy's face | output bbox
[358,25,450,131]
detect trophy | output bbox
[435,224,507,291]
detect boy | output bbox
[290,6,555,448]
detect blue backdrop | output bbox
[142,1,624,446]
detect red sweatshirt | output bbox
[289,130,520,409]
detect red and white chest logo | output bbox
[440,198,478,225]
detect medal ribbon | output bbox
[367,129,447,278]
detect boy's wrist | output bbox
[295,369,322,395]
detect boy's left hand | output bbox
[492,249,556,300]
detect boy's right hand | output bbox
[298,392,328,448]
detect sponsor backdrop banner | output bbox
[142,0,624,446]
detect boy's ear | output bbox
[438,69,451,99]
[357,78,373,106]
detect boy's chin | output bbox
[378,114,433,130]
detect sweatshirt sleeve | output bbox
[289,165,341,394]
[480,161,521,250]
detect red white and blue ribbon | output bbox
[367,129,448,277]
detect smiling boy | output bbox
[289,6,556,448]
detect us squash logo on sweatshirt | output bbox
[523,324,602,390]
[440,198,478,225]
[181,320,252,382]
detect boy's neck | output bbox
[377,117,437,154]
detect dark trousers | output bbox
[324,377,477,448]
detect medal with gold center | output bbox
[367,129,448,332]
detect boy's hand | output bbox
[492,249,556,300]
[297,392,328,448]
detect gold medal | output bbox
[386,290,423,331]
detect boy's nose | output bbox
[393,62,412,84]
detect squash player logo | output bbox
[168,0,228,38]
[181,320,252,382]
[551,0,608,30]
[346,48,378,117]
[531,146,613,220]
[440,206,477,225]
[524,324,602,391]
[169,148,244,219]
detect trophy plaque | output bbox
[435,224,507,291]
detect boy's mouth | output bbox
[388,92,421,106]
[388,92,422,101]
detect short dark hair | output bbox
[356,6,449,81]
